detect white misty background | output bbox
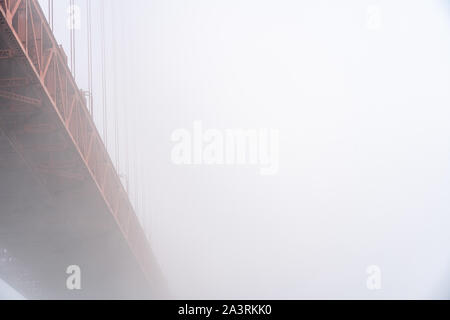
[39,0,450,299]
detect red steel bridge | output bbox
[0,0,165,298]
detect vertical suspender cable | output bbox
[123,12,130,192]
[100,0,108,148]
[133,112,139,217]
[48,0,53,30]
[143,159,149,238]
[69,0,72,72]
[69,0,76,79]
[86,0,93,115]
[111,0,120,171]
[146,166,152,240]
[132,92,140,217]
[125,16,139,217]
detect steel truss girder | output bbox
[0,48,12,58]
[0,77,30,87]
[0,88,40,105]
[0,0,161,287]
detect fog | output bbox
[38,0,450,298]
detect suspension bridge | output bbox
[0,0,165,299]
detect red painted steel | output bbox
[0,0,159,288]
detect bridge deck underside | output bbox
[0,0,160,299]
[0,114,152,299]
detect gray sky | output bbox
[39,0,450,299]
